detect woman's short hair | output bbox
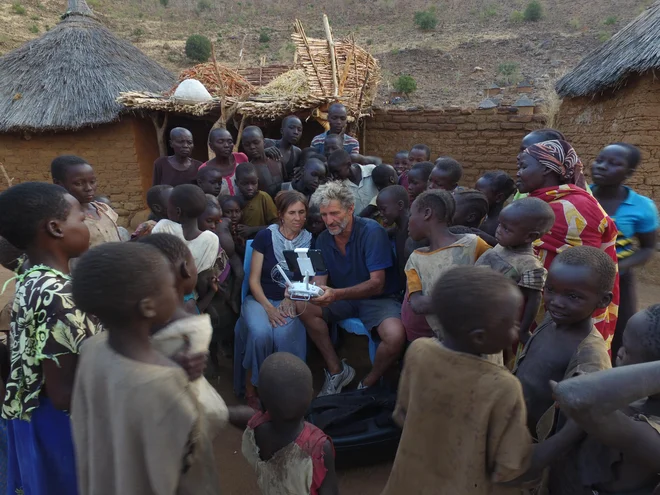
[274,190,308,218]
[310,181,355,211]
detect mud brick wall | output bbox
[556,72,660,204]
[0,117,159,226]
[365,107,547,186]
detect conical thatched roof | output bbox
[0,0,175,133]
[556,2,660,98]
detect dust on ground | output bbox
[0,267,657,494]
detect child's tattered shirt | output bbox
[382,338,532,495]
[475,244,547,292]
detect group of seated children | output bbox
[0,107,658,495]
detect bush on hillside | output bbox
[185,34,212,62]
[497,62,521,86]
[524,1,543,22]
[394,75,417,95]
[510,10,524,23]
[258,28,270,43]
[159,0,169,6]
[414,9,437,31]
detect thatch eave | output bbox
[556,2,660,98]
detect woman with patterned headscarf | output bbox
[516,139,620,347]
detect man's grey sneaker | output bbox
[318,360,356,397]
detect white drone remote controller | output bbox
[275,251,325,301]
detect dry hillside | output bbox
[0,0,653,108]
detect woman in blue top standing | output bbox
[234,190,311,408]
[592,143,659,359]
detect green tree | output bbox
[524,1,543,22]
[185,34,212,62]
[394,75,417,95]
[414,9,438,31]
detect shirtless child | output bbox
[242,126,286,198]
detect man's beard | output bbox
[328,217,350,236]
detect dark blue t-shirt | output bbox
[315,216,399,298]
[251,229,286,301]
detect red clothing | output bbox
[398,171,409,190]
[199,153,249,196]
[401,290,433,342]
[247,411,332,495]
[152,156,202,187]
[531,184,620,347]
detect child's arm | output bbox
[227,405,257,429]
[519,288,542,343]
[409,292,433,315]
[553,362,660,470]
[318,440,339,495]
[43,354,79,410]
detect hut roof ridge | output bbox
[556,1,660,97]
[0,11,175,133]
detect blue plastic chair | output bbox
[337,318,379,364]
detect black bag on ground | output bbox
[305,386,401,468]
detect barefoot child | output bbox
[71,243,222,494]
[406,161,433,204]
[242,352,338,495]
[235,163,278,240]
[0,182,100,495]
[514,246,615,440]
[476,198,555,349]
[376,185,410,290]
[475,171,516,237]
[51,155,121,246]
[404,190,490,340]
[131,185,173,240]
[359,164,398,219]
[428,157,463,192]
[383,266,583,494]
[553,305,660,494]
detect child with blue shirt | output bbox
[592,142,659,359]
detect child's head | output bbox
[520,128,566,152]
[167,184,207,223]
[51,155,97,206]
[406,161,434,203]
[452,189,489,228]
[196,166,223,197]
[324,134,343,157]
[475,171,516,209]
[301,155,328,194]
[198,198,223,232]
[591,143,642,188]
[281,115,303,144]
[306,204,326,237]
[219,195,243,226]
[393,151,410,175]
[146,185,173,220]
[72,243,178,329]
[138,233,198,300]
[235,162,259,200]
[409,144,431,164]
[208,128,234,158]
[327,150,353,181]
[241,126,265,161]
[372,164,398,191]
[327,102,348,135]
[617,305,660,367]
[545,246,616,327]
[0,182,89,258]
[433,266,523,355]
[376,185,409,227]
[258,352,313,422]
[496,197,555,247]
[429,157,462,191]
[0,236,24,271]
[408,189,455,241]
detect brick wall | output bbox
[0,117,159,226]
[555,72,660,203]
[365,107,547,186]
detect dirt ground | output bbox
[0,267,658,493]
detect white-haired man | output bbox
[300,181,405,396]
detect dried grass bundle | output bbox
[171,63,254,99]
[257,69,309,97]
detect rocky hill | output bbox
[0,0,652,109]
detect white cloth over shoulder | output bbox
[152,219,219,272]
[152,314,229,435]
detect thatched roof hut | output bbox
[554,2,660,204]
[556,2,660,97]
[0,0,175,132]
[0,0,176,226]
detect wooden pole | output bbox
[295,19,326,95]
[233,114,247,152]
[0,163,13,188]
[323,14,339,97]
[150,113,169,156]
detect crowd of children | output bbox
[0,103,658,495]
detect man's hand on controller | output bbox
[310,285,336,306]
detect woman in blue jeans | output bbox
[235,190,311,407]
